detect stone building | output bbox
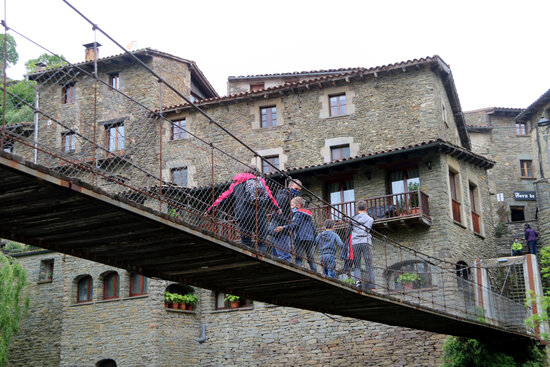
[465,107,539,255]
[6,53,499,366]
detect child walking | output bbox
[315,219,345,278]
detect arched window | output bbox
[386,260,432,291]
[103,272,119,300]
[129,273,148,296]
[77,275,93,303]
[97,359,116,367]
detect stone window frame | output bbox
[61,82,75,104]
[171,166,188,186]
[468,180,484,236]
[329,93,347,117]
[510,206,526,222]
[250,98,284,129]
[447,158,464,225]
[105,122,125,153]
[101,271,120,300]
[330,144,351,161]
[129,272,148,297]
[61,131,76,153]
[165,160,196,187]
[385,260,433,292]
[38,259,54,282]
[515,121,528,136]
[76,275,93,303]
[251,147,287,173]
[321,137,359,163]
[167,114,192,142]
[519,159,534,178]
[171,119,186,141]
[108,72,120,90]
[319,86,355,119]
[214,292,253,310]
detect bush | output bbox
[494,222,507,238]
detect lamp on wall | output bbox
[538,117,550,127]
[425,161,432,170]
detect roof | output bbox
[28,48,218,98]
[268,139,494,177]
[515,89,550,122]
[228,68,361,81]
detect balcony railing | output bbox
[312,190,431,228]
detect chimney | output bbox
[34,62,47,72]
[83,42,102,62]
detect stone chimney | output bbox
[83,42,102,62]
[34,62,47,72]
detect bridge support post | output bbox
[524,254,547,340]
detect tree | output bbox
[0,252,29,365]
[24,53,67,73]
[0,34,18,68]
[1,80,35,125]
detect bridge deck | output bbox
[0,152,533,344]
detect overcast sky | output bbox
[3,0,549,111]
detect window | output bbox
[449,171,461,223]
[103,272,119,300]
[250,82,264,92]
[386,260,432,291]
[516,121,527,135]
[389,168,420,209]
[129,273,148,296]
[105,123,124,152]
[215,292,253,310]
[171,167,188,186]
[39,259,54,281]
[330,145,351,161]
[62,132,76,153]
[190,92,200,103]
[469,184,481,234]
[171,120,186,140]
[510,206,525,222]
[329,94,346,117]
[327,179,355,218]
[109,73,119,89]
[62,83,75,104]
[260,106,277,128]
[520,160,533,178]
[262,155,279,174]
[77,276,93,303]
[97,359,117,367]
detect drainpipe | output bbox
[197,324,206,343]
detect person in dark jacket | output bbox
[274,196,317,271]
[206,167,280,252]
[524,224,539,256]
[315,219,344,278]
[270,179,302,261]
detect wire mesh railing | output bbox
[0,0,535,336]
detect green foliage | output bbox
[224,294,240,302]
[24,53,67,73]
[408,181,420,207]
[1,80,35,125]
[184,293,198,305]
[341,277,356,285]
[397,272,420,284]
[441,337,537,367]
[474,306,486,323]
[494,222,507,238]
[168,208,184,221]
[0,34,18,68]
[0,252,29,366]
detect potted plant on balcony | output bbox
[174,293,186,310]
[407,181,420,214]
[184,293,198,310]
[224,294,240,309]
[165,292,178,309]
[397,272,420,291]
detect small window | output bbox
[109,73,119,90]
[62,83,75,104]
[97,359,117,367]
[516,121,527,135]
[129,273,148,296]
[171,167,188,186]
[103,272,119,300]
[260,106,277,128]
[215,292,253,310]
[62,132,76,153]
[510,206,525,222]
[105,123,124,152]
[171,120,186,140]
[77,276,93,303]
[386,260,432,291]
[250,82,265,92]
[329,94,346,117]
[520,160,533,178]
[262,155,279,174]
[330,144,350,161]
[469,184,481,234]
[39,259,54,281]
[449,171,461,223]
[442,100,449,127]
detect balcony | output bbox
[312,190,431,229]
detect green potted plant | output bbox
[407,181,420,213]
[184,293,198,310]
[175,293,187,310]
[341,277,356,285]
[397,272,421,291]
[224,294,240,309]
[165,292,178,309]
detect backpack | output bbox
[243,177,269,204]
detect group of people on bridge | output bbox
[206,166,376,290]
